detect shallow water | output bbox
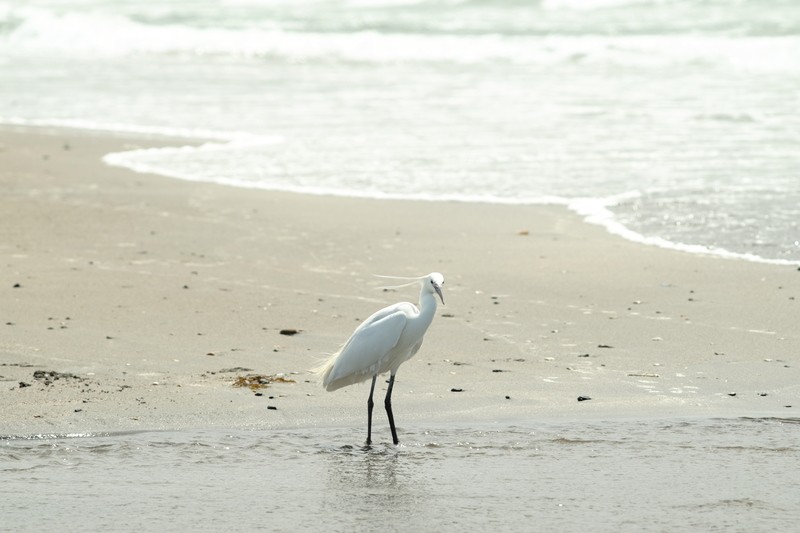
[3,417,799,532]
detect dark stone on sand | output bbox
[759,392,768,397]
[450,388,463,392]
[578,353,590,357]
[492,369,505,373]
[505,395,511,400]
[598,344,613,349]
[577,396,591,402]
[279,329,300,336]
[254,392,263,397]
[19,382,31,388]
[74,409,82,413]
[13,283,21,288]
[267,405,277,410]
[728,392,737,397]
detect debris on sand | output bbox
[279,329,300,336]
[33,370,84,385]
[233,373,296,390]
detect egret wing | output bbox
[323,306,410,391]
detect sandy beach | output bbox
[1,125,798,436]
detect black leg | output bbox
[366,374,377,446]
[385,373,399,445]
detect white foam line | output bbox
[110,144,800,267]
[568,195,800,267]
[5,117,797,268]
[106,142,800,267]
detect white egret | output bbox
[315,272,445,445]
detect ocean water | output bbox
[1,0,799,264]
[2,418,800,531]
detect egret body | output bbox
[316,272,445,445]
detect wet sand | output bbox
[1,125,798,436]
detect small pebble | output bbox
[280,329,299,336]
[450,388,463,393]
[13,283,21,288]
[267,405,278,410]
[728,392,737,397]
[577,396,591,402]
[19,382,31,388]
[254,392,263,397]
[505,395,511,400]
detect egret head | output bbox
[375,272,445,304]
[426,272,445,304]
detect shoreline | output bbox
[1,125,798,436]
[99,126,800,269]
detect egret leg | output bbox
[385,373,399,445]
[366,375,377,446]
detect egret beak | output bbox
[434,284,445,305]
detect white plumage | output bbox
[315,272,444,445]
